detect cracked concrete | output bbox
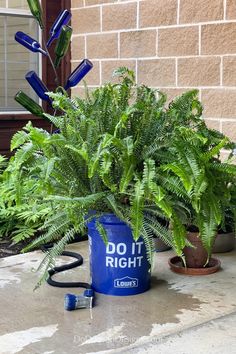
[0,242,236,353]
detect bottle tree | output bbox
[14,0,93,118]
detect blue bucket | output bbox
[87,214,151,296]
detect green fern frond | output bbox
[34,228,77,289]
[130,179,144,240]
[203,137,229,161]
[95,220,108,245]
[119,162,135,193]
[170,213,187,257]
[162,163,193,193]
[140,224,155,266]
[142,159,156,197]
[144,213,172,247]
[23,215,71,252]
[12,225,38,243]
[11,130,29,151]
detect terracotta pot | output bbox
[168,256,221,275]
[153,237,171,252]
[183,232,209,268]
[212,232,235,253]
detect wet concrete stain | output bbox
[64,277,204,353]
[0,262,24,270]
[0,325,58,354]
[2,244,236,354]
[11,277,204,354]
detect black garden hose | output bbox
[41,235,91,289]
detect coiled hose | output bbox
[41,236,91,289]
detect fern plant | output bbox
[1,67,235,280]
[1,68,181,283]
[4,68,206,282]
[0,130,54,241]
[159,126,236,264]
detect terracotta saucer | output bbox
[168,256,221,275]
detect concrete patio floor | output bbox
[0,241,236,354]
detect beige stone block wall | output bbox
[71,0,236,141]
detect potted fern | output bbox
[6,60,235,286]
[3,0,188,291]
[213,214,235,253]
[213,169,236,253]
[213,200,236,253]
[13,68,185,294]
[15,71,225,290]
[160,126,236,273]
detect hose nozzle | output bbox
[64,289,94,311]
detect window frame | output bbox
[0,0,71,156]
[0,0,71,120]
[0,5,40,115]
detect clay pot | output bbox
[183,232,209,268]
[153,237,171,252]
[212,232,235,253]
[169,256,221,275]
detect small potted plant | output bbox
[213,213,235,253]
[213,195,236,253]
[160,125,236,274]
[213,163,236,253]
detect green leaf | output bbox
[46,192,106,206]
[95,220,108,245]
[11,130,29,151]
[130,179,144,240]
[203,137,229,161]
[157,199,173,218]
[66,144,89,162]
[162,163,193,193]
[143,159,156,197]
[152,184,165,202]
[119,162,135,193]
[170,213,187,257]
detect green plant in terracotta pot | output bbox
[213,182,236,253]
[213,212,235,253]
[160,125,236,271]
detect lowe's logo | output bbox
[114,276,139,288]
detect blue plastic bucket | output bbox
[87,214,151,296]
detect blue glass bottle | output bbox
[47,10,72,48]
[15,31,47,56]
[25,71,51,103]
[64,59,93,90]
